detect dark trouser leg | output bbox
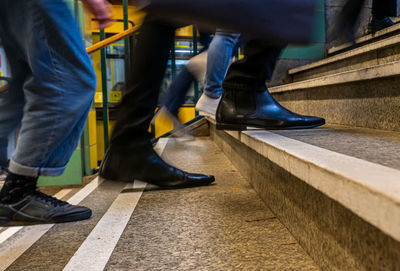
[372,0,397,19]
[217,40,325,130]
[223,40,282,91]
[110,16,175,149]
[100,16,215,187]
[369,0,397,33]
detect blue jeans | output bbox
[203,31,240,99]
[163,32,212,116]
[0,0,96,177]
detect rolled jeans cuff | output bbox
[203,89,222,99]
[9,159,66,177]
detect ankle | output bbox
[0,172,38,204]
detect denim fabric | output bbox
[203,31,240,99]
[162,32,212,116]
[163,66,195,116]
[0,0,96,177]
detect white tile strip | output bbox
[63,139,169,271]
[0,189,72,245]
[0,178,103,270]
[63,181,146,271]
[240,130,400,242]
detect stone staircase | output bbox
[209,22,400,271]
[1,25,400,271]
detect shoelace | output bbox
[33,190,68,207]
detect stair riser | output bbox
[211,125,400,271]
[274,76,400,132]
[292,44,400,82]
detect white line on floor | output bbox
[63,139,169,271]
[0,178,103,270]
[63,181,147,271]
[0,189,72,245]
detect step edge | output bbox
[215,127,400,242]
[270,60,400,94]
[288,34,400,75]
[327,21,400,56]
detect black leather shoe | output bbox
[100,144,215,188]
[0,189,92,225]
[367,17,396,34]
[216,88,325,130]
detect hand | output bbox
[82,0,113,29]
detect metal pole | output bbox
[122,0,130,84]
[171,37,176,79]
[192,25,199,113]
[100,30,109,151]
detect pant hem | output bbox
[203,90,222,99]
[222,82,266,92]
[9,159,66,177]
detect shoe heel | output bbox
[216,123,246,131]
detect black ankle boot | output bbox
[99,144,215,188]
[216,88,325,130]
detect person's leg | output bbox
[0,0,95,224]
[162,66,195,117]
[100,16,214,187]
[216,40,325,130]
[195,31,240,116]
[327,0,365,43]
[161,32,212,117]
[372,0,397,19]
[368,0,397,33]
[202,31,240,99]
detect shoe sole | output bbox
[0,210,92,226]
[216,122,325,131]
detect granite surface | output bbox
[273,75,400,132]
[6,180,127,271]
[212,126,400,271]
[105,138,319,271]
[271,124,400,170]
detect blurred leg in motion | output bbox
[100,16,215,188]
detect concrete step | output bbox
[327,18,400,57]
[270,60,400,132]
[0,138,319,270]
[287,32,400,82]
[209,118,400,271]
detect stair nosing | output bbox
[270,60,400,93]
[327,20,400,56]
[289,34,400,75]
[211,121,400,242]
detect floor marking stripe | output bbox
[0,178,103,270]
[63,181,147,271]
[63,139,169,271]
[0,189,72,245]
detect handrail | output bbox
[0,76,10,92]
[0,85,8,92]
[86,25,140,54]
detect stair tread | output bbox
[327,18,400,56]
[105,138,319,270]
[289,34,400,75]
[270,60,400,93]
[210,119,400,242]
[272,124,400,171]
[1,138,319,270]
